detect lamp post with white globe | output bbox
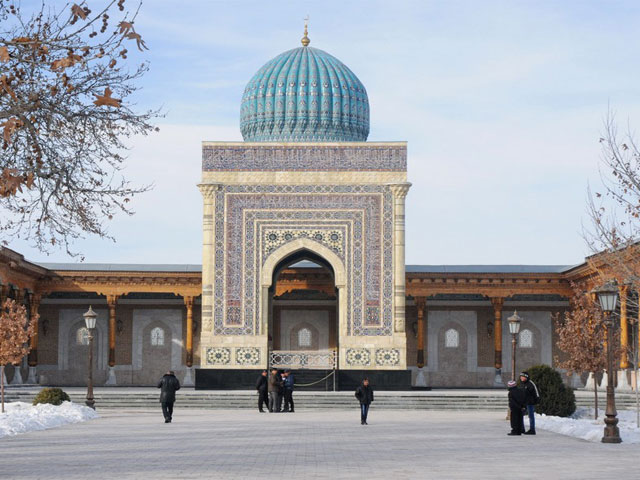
[508,311,522,382]
[83,306,97,410]
[592,281,622,444]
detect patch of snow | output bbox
[533,407,640,443]
[0,401,99,438]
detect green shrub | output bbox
[32,387,70,406]
[526,364,576,417]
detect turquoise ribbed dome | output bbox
[240,45,370,142]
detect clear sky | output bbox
[9,0,640,266]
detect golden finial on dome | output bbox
[301,15,310,47]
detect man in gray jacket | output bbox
[268,368,283,413]
[157,370,181,423]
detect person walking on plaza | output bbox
[157,370,181,423]
[268,368,283,413]
[256,370,269,412]
[355,378,374,425]
[283,369,295,413]
[519,371,540,435]
[507,379,526,435]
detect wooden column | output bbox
[184,296,194,367]
[415,297,426,368]
[491,297,504,371]
[0,284,7,305]
[620,285,629,369]
[27,294,41,367]
[106,295,118,367]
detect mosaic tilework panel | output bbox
[375,349,400,366]
[206,347,231,365]
[202,144,407,172]
[256,220,353,334]
[212,184,394,337]
[264,229,344,257]
[345,348,371,367]
[235,347,261,365]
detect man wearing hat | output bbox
[507,380,526,435]
[519,371,540,435]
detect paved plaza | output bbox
[1,407,636,479]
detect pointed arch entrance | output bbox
[260,239,346,369]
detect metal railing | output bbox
[269,349,337,370]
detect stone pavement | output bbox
[1,408,636,480]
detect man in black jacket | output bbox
[256,370,268,412]
[507,380,526,435]
[355,378,374,425]
[157,370,181,423]
[519,371,540,435]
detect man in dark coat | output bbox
[282,369,295,413]
[157,370,181,423]
[267,368,283,413]
[519,371,540,435]
[507,380,527,435]
[355,378,374,425]
[256,370,268,412]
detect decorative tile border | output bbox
[203,144,406,172]
[212,184,394,337]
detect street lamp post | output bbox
[592,281,622,444]
[508,311,522,382]
[83,306,97,410]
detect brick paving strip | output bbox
[1,409,635,479]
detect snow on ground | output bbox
[0,401,99,438]
[534,407,640,443]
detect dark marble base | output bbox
[195,368,412,391]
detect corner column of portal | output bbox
[389,183,411,333]
[198,183,220,334]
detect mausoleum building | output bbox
[0,30,634,391]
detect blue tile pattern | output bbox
[212,184,393,337]
[202,145,406,171]
[240,47,369,142]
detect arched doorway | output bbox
[260,240,346,371]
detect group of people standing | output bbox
[256,368,295,413]
[256,371,374,424]
[507,371,540,436]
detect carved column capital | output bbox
[388,182,412,199]
[198,183,222,200]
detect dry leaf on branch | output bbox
[51,54,83,71]
[1,117,23,143]
[0,75,18,100]
[125,31,148,51]
[93,87,121,107]
[0,46,10,62]
[118,21,134,35]
[71,4,88,20]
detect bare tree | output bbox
[0,1,159,257]
[0,298,37,412]
[585,111,640,421]
[555,285,620,419]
